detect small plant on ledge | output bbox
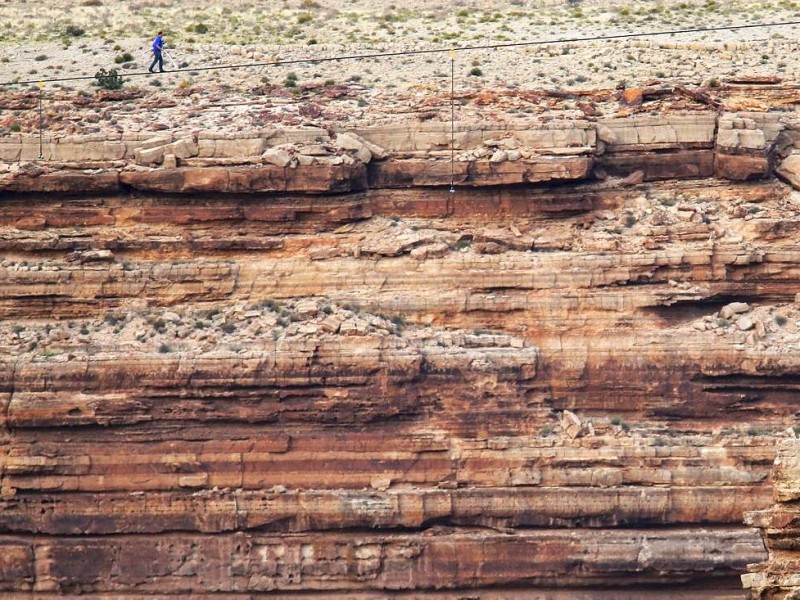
[94,68,124,90]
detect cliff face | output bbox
[3,110,800,596]
[744,441,800,599]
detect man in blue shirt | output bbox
[149,31,165,73]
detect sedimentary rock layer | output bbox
[743,441,800,599]
[6,114,800,594]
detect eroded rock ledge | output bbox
[2,111,800,194]
[744,441,800,599]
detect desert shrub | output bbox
[469,66,482,76]
[64,24,85,37]
[193,23,209,34]
[94,68,123,89]
[114,52,133,64]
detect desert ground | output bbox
[0,0,799,134]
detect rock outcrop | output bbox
[744,441,800,599]
[2,112,798,195]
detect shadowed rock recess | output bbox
[7,107,800,597]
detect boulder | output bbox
[165,138,199,160]
[720,302,750,319]
[135,145,166,166]
[777,153,800,189]
[618,88,644,107]
[162,154,177,169]
[559,410,583,440]
[262,148,292,167]
[715,154,771,181]
[595,124,618,144]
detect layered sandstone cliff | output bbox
[3,107,800,596]
[744,441,800,599]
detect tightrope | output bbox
[2,19,800,87]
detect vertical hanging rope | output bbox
[450,48,455,194]
[38,80,44,160]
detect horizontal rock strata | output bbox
[743,441,800,599]
[7,114,800,594]
[2,112,799,194]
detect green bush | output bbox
[95,68,124,90]
[64,24,85,37]
[469,67,482,76]
[114,52,133,64]
[193,23,209,34]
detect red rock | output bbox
[598,150,715,180]
[618,88,644,107]
[2,172,119,193]
[714,153,771,180]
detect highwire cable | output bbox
[2,19,800,87]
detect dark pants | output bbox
[149,51,164,72]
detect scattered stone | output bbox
[777,153,800,190]
[370,476,392,491]
[162,153,177,169]
[489,150,508,163]
[262,147,292,167]
[737,316,755,331]
[66,249,114,263]
[560,410,583,440]
[294,299,320,317]
[720,302,750,319]
[617,88,644,107]
[409,242,450,260]
[620,170,645,186]
[596,124,618,144]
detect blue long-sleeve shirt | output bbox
[152,35,164,53]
